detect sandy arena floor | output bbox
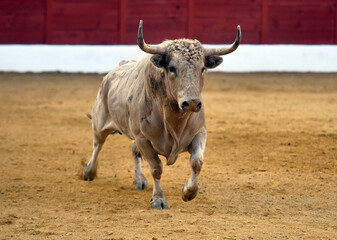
[0,72,336,239]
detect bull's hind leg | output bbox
[132,141,149,190]
[182,127,206,201]
[83,129,110,181]
[83,91,115,181]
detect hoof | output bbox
[133,174,149,190]
[182,184,199,202]
[82,164,96,181]
[150,197,169,210]
[83,175,95,181]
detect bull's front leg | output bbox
[182,127,206,202]
[136,137,168,209]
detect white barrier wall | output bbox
[1,44,337,73]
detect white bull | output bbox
[83,20,241,209]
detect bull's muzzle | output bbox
[181,99,202,112]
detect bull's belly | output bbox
[105,114,134,140]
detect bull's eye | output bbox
[201,67,206,74]
[168,66,177,75]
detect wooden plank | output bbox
[193,17,261,32]
[52,15,119,30]
[124,0,188,43]
[126,0,182,3]
[261,0,268,43]
[126,1,186,18]
[55,0,113,3]
[0,15,44,30]
[266,3,335,44]
[196,31,260,44]
[124,18,187,44]
[0,30,44,43]
[192,20,259,44]
[50,30,120,44]
[269,5,335,19]
[45,0,52,44]
[0,0,45,44]
[0,0,336,45]
[0,0,45,14]
[52,1,119,16]
[192,0,261,43]
[48,0,119,44]
[268,0,335,6]
[267,33,335,44]
[187,0,194,38]
[195,0,262,5]
[268,19,335,31]
[194,5,261,18]
[120,0,126,44]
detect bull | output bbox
[83,20,241,209]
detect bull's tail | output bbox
[85,113,92,120]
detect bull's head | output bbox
[138,20,241,113]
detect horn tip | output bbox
[137,20,144,48]
[237,25,241,42]
[139,20,143,31]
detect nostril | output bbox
[196,102,202,111]
[181,101,189,110]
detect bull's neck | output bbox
[162,101,193,165]
[164,105,191,136]
[144,61,193,163]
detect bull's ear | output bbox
[150,54,168,68]
[205,56,223,69]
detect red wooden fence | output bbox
[1,0,336,44]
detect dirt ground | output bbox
[0,72,336,239]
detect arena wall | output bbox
[1,0,336,44]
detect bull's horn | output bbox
[204,25,241,56]
[137,20,166,55]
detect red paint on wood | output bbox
[268,0,335,6]
[126,0,186,18]
[52,15,119,30]
[124,18,187,44]
[267,1,335,44]
[192,0,261,44]
[52,1,119,16]
[261,0,268,43]
[120,0,126,44]
[335,0,337,44]
[0,0,45,14]
[188,0,194,39]
[0,0,45,43]
[51,30,120,44]
[45,0,52,43]
[0,15,44,30]
[0,0,336,44]
[123,0,188,44]
[0,30,45,44]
